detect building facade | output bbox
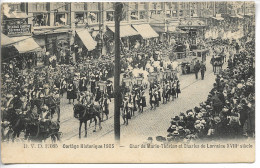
[2,1,254,55]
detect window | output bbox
[10,3,22,12]
[33,13,49,26]
[150,2,157,10]
[156,3,162,10]
[171,2,178,10]
[179,10,183,17]
[88,12,99,24]
[106,11,114,21]
[55,13,67,26]
[166,10,171,18]
[75,13,84,24]
[191,10,195,17]
[36,3,46,11]
[129,2,137,9]
[172,10,177,17]
[150,10,156,18]
[130,11,138,20]
[139,11,146,20]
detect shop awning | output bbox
[230,14,243,19]
[5,12,28,19]
[76,29,97,51]
[150,24,166,33]
[211,16,224,21]
[132,24,159,39]
[174,28,187,34]
[245,13,254,17]
[1,33,15,47]
[11,36,42,53]
[107,25,139,37]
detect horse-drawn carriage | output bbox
[1,105,61,143]
[192,49,209,62]
[180,57,198,74]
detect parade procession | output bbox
[1,1,255,144]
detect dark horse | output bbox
[2,108,28,142]
[73,103,102,138]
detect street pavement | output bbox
[60,55,222,143]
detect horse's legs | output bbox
[93,117,97,132]
[126,117,128,126]
[79,121,82,139]
[89,119,92,127]
[105,113,108,120]
[51,135,56,143]
[11,131,17,142]
[98,115,102,130]
[84,121,87,137]
[123,115,126,125]
[17,130,21,138]
[130,108,133,117]
[101,109,104,122]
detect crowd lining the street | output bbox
[166,38,255,142]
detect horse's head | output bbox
[73,104,86,119]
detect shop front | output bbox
[2,12,43,70]
[75,29,97,61]
[150,22,167,44]
[32,27,72,65]
[132,24,159,47]
[178,19,207,50]
[106,24,140,52]
[10,36,43,69]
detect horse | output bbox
[73,103,102,138]
[3,108,28,142]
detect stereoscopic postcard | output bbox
[1,1,255,163]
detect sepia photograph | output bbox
[1,1,256,164]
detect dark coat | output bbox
[194,62,201,73]
[67,84,77,99]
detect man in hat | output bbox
[103,94,109,120]
[211,91,223,115]
[194,60,200,80]
[106,80,113,102]
[200,61,206,80]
